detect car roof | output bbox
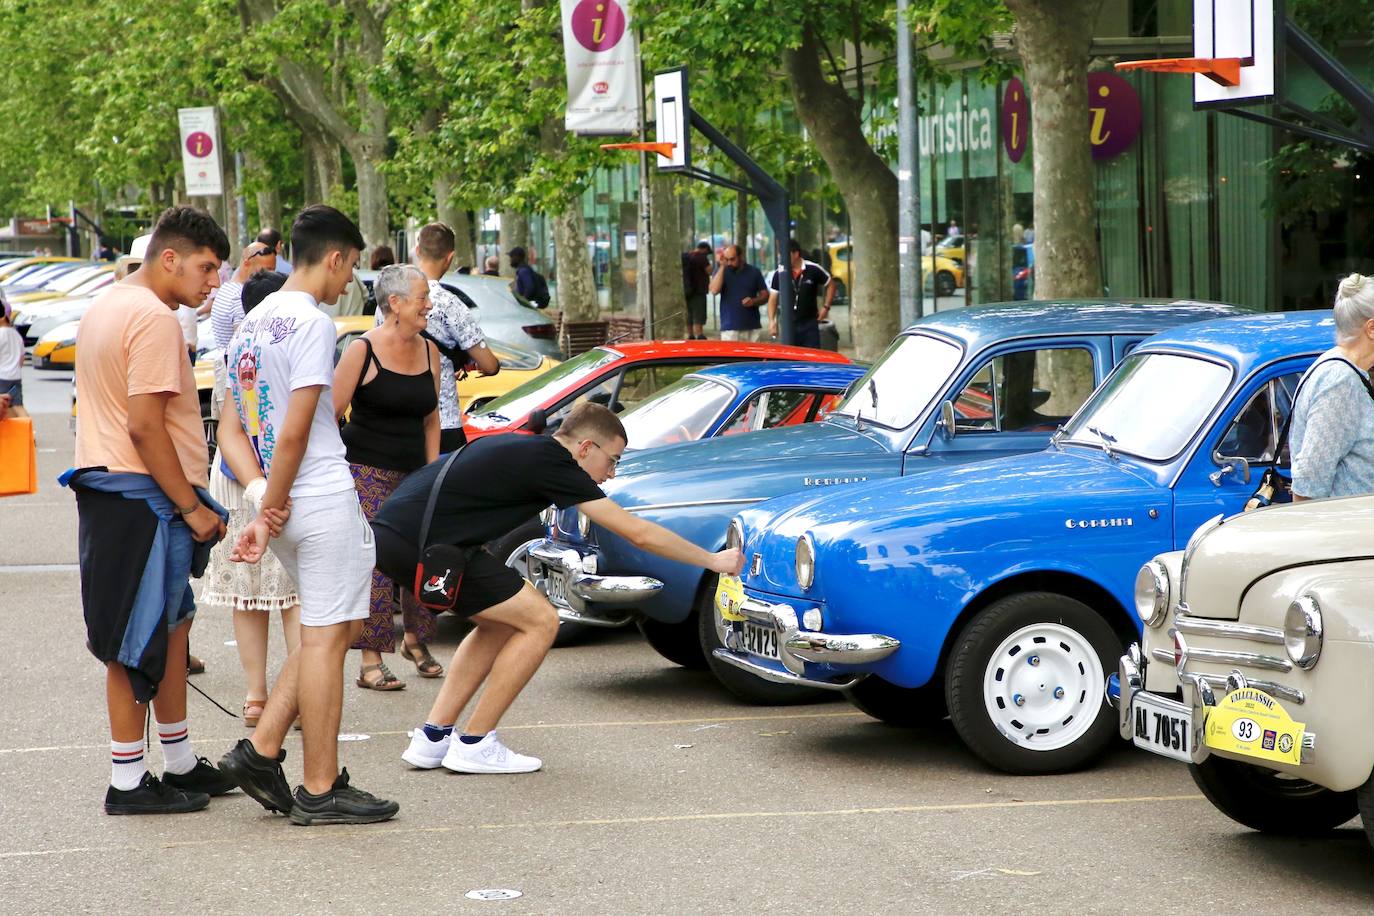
[1135,309,1334,365]
[908,299,1257,350]
[603,340,852,363]
[686,360,867,388]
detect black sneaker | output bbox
[288,768,400,826]
[218,738,293,814]
[164,757,238,797]
[105,772,210,815]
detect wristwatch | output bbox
[175,500,200,516]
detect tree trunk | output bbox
[434,173,477,269]
[501,210,531,271]
[650,171,687,338]
[783,25,899,360]
[551,202,598,321]
[1004,0,1104,298]
[243,149,280,234]
[348,139,390,253]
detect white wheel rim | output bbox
[981,622,1104,752]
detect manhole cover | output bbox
[465,889,522,901]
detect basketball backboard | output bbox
[652,67,690,171]
[1193,0,1279,108]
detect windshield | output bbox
[1062,352,1233,460]
[470,347,621,422]
[619,376,735,449]
[45,266,101,292]
[832,332,962,429]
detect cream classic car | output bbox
[1116,495,1374,847]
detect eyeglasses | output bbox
[589,440,622,467]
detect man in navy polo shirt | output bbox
[768,238,834,349]
[708,243,769,341]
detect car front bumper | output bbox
[712,591,900,691]
[509,539,662,628]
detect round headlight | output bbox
[1133,560,1170,627]
[1284,596,1323,670]
[795,534,815,591]
[577,510,591,540]
[726,519,743,552]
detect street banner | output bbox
[560,0,640,135]
[177,106,223,196]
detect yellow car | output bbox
[826,241,964,299]
[0,255,83,284]
[7,263,113,311]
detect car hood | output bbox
[603,419,895,510]
[1181,494,1374,621]
[736,447,1165,594]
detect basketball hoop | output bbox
[600,141,677,160]
[1116,57,1243,87]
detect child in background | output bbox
[0,294,27,418]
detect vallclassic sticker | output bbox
[715,575,746,622]
[1204,687,1305,766]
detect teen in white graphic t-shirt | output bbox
[216,205,399,827]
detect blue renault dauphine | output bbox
[710,310,1333,774]
[516,300,1252,698]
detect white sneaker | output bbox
[441,731,542,774]
[401,728,450,769]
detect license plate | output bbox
[741,621,779,660]
[1130,691,1193,763]
[535,562,569,607]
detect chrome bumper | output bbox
[1119,641,1316,766]
[510,540,662,628]
[713,593,899,690]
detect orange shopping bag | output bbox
[0,417,37,496]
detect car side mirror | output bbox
[1210,451,1251,486]
[937,400,957,440]
[527,408,548,434]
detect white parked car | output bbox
[1119,494,1374,849]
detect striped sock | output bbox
[156,718,197,775]
[110,739,147,791]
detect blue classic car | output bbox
[713,311,1333,775]
[617,361,867,452]
[517,300,1253,694]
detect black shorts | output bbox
[685,292,707,326]
[372,522,523,619]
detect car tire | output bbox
[697,574,828,706]
[843,676,947,728]
[945,592,1120,775]
[489,519,590,648]
[1195,756,1357,835]
[637,615,707,669]
[935,271,957,297]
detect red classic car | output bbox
[463,340,852,439]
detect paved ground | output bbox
[4,374,1374,913]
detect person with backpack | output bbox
[509,246,551,309]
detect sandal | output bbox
[401,641,444,678]
[242,699,267,728]
[356,662,406,691]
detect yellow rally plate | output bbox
[1203,687,1305,766]
[715,575,746,622]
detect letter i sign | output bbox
[186,131,214,158]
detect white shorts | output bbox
[720,328,765,342]
[270,489,373,627]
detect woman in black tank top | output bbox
[332,265,444,690]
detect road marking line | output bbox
[0,711,864,755]
[0,794,1207,859]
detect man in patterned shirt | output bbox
[412,222,499,451]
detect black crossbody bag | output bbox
[412,447,472,611]
[1245,357,1374,511]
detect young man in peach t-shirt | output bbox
[71,206,232,815]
